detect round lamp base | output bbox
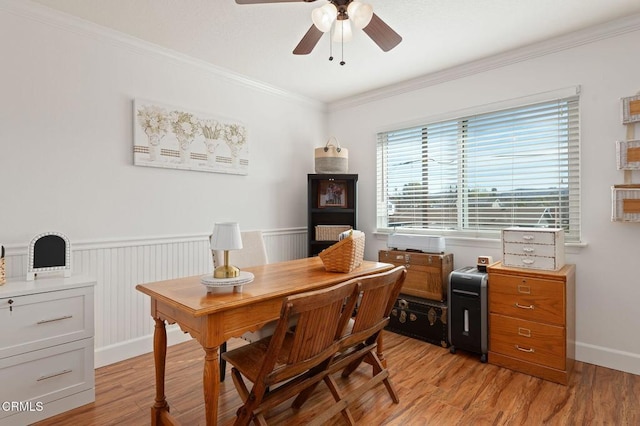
[214,264,240,278]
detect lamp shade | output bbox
[347,1,373,29]
[210,222,243,250]
[312,3,337,32]
[332,19,353,42]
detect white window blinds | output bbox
[377,95,580,242]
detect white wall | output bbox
[0,1,320,364]
[0,1,324,246]
[327,18,640,375]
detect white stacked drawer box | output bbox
[502,227,565,271]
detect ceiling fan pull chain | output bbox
[340,22,346,66]
[329,34,334,62]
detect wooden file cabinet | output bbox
[0,275,95,425]
[487,262,575,385]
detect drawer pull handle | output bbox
[514,303,534,310]
[517,285,531,294]
[515,345,535,353]
[522,235,534,241]
[518,327,531,337]
[522,247,535,253]
[521,259,535,265]
[37,369,72,381]
[37,315,73,325]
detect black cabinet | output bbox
[307,174,358,257]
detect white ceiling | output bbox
[29,0,640,103]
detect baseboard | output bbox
[94,324,193,368]
[576,342,640,376]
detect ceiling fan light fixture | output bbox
[332,19,353,42]
[312,3,337,32]
[347,1,373,29]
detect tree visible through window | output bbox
[377,96,580,242]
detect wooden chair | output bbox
[213,230,269,382]
[291,265,407,425]
[221,278,361,426]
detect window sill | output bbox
[373,230,587,254]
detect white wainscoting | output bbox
[3,228,307,367]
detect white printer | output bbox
[386,233,445,253]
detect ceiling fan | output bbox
[235,0,402,61]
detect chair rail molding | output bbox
[2,228,307,367]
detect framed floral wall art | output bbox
[133,99,249,175]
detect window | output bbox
[377,95,580,242]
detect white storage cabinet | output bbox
[0,275,95,425]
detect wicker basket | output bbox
[319,231,365,273]
[612,184,640,222]
[315,225,352,241]
[616,139,640,170]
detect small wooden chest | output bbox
[379,250,453,301]
[386,294,449,348]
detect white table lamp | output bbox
[210,222,243,278]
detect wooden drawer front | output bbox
[502,229,559,245]
[0,338,94,419]
[503,254,559,271]
[379,251,452,301]
[489,313,565,370]
[489,274,565,325]
[0,287,93,359]
[402,264,447,301]
[503,242,557,257]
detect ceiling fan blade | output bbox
[236,0,316,4]
[362,13,402,52]
[293,25,323,55]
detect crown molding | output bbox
[328,12,640,112]
[1,0,325,111]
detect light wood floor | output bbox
[35,332,639,425]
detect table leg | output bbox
[151,317,169,425]
[203,346,220,426]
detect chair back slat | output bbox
[290,300,343,362]
[344,266,407,347]
[264,279,359,385]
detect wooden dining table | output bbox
[135,256,394,426]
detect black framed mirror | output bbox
[27,232,71,280]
